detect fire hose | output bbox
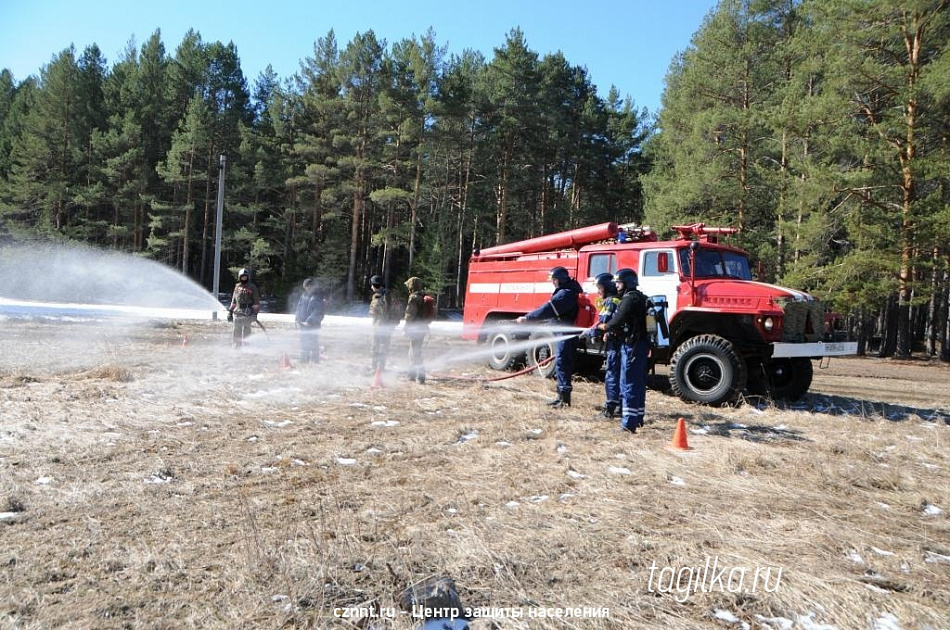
[430,356,554,383]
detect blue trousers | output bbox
[299,328,321,363]
[604,339,622,406]
[620,339,651,430]
[555,335,577,394]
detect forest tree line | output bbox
[0,0,948,360]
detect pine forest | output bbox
[0,0,948,360]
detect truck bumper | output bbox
[771,341,858,358]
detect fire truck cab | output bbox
[462,222,857,405]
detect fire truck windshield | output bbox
[678,248,752,280]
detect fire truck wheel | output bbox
[747,358,813,401]
[527,331,557,379]
[486,329,524,371]
[669,334,747,405]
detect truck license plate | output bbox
[824,342,844,352]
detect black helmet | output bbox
[370,275,383,288]
[549,266,570,284]
[595,272,617,294]
[613,268,638,292]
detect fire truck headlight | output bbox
[763,317,774,331]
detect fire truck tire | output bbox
[486,330,523,371]
[527,331,557,379]
[747,358,813,401]
[669,334,747,405]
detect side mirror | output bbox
[657,253,669,273]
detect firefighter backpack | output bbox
[422,295,437,322]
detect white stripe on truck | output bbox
[469,282,552,294]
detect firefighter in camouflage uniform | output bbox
[403,276,429,384]
[369,275,398,373]
[227,268,261,347]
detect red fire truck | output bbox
[461,222,857,405]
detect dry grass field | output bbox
[1,317,948,629]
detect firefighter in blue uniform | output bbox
[582,272,623,417]
[517,266,583,408]
[596,268,650,433]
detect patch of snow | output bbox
[144,474,172,484]
[291,459,307,467]
[247,436,258,442]
[372,405,386,411]
[260,467,278,474]
[0,512,19,520]
[528,428,543,435]
[567,470,587,479]
[271,594,288,603]
[900,561,910,574]
[246,388,301,400]
[905,435,922,442]
[494,441,512,447]
[559,493,575,502]
[877,502,890,510]
[871,547,895,557]
[729,422,748,429]
[176,421,193,427]
[669,476,686,486]
[336,457,357,466]
[690,425,710,435]
[263,420,292,428]
[609,466,631,475]
[445,508,458,515]
[505,501,519,508]
[796,612,838,630]
[457,431,479,444]
[365,448,383,455]
[556,443,568,454]
[873,613,900,630]
[925,551,950,564]
[370,420,400,428]
[35,476,52,485]
[923,503,943,516]
[865,583,890,594]
[754,615,793,630]
[713,609,744,626]
[847,549,864,564]
[348,402,369,408]
[528,495,549,503]
[920,462,939,471]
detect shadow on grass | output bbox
[646,373,949,426]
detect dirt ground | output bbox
[1,317,948,629]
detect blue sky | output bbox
[0,0,717,115]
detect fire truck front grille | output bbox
[781,301,824,343]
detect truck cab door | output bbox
[637,249,680,317]
[578,251,617,327]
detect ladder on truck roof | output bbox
[473,222,657,259]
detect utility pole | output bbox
[211,154,226,320]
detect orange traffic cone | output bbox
[670,417,692,450]
[280,353,293,370]
[370,368,385,389]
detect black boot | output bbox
[599,402,618,418]
[549,391,571,408]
